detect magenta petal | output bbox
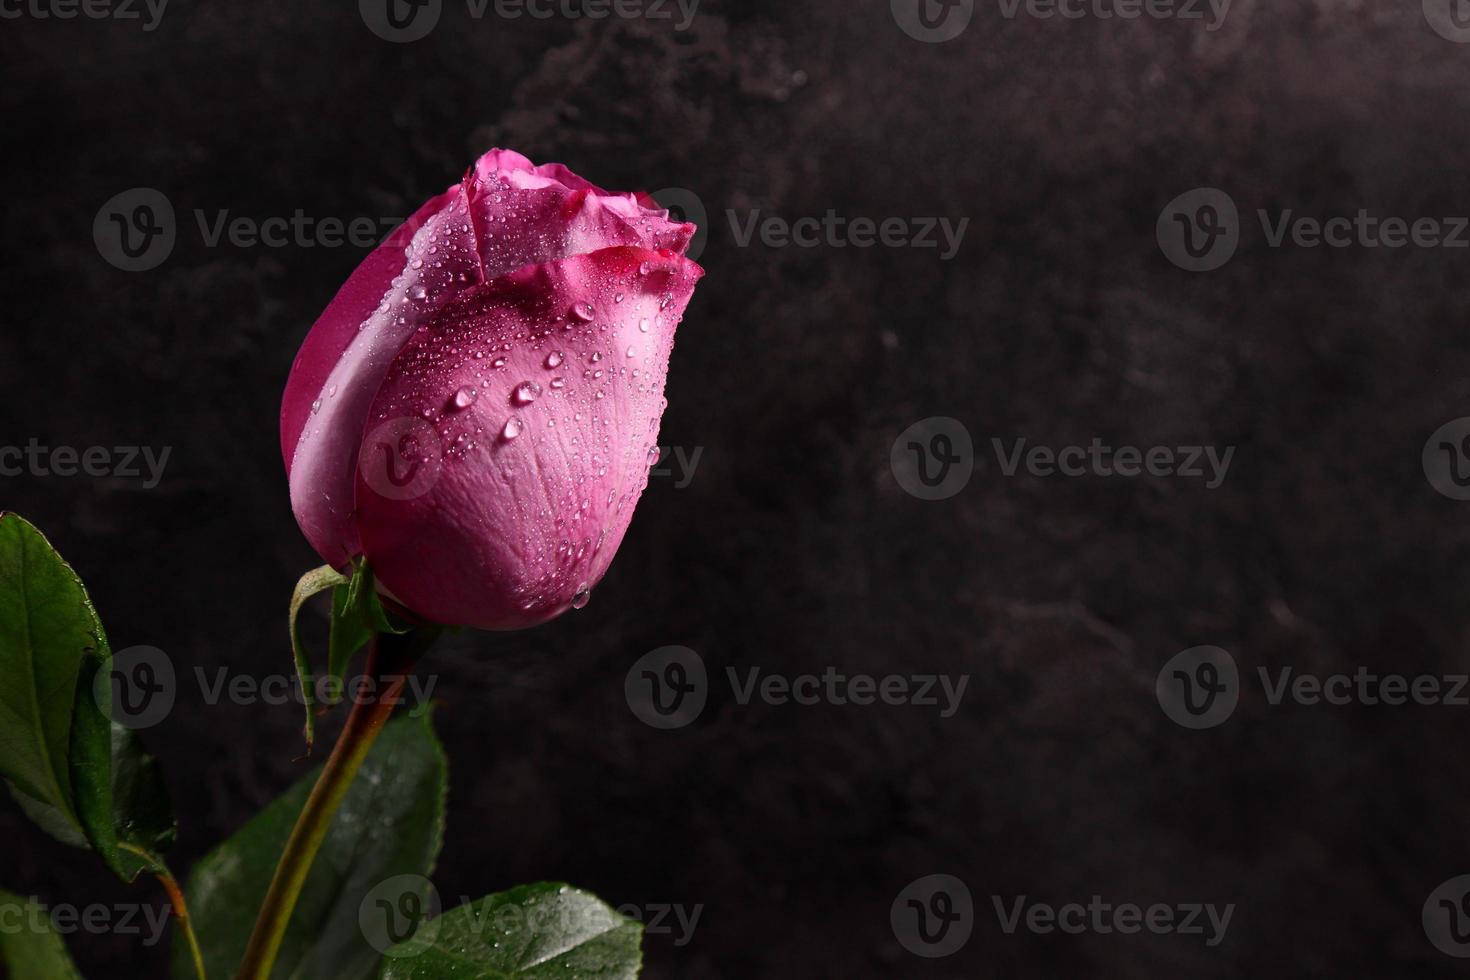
[285,188,486,566]
[463,156,695,280]
[280,187,455,471]
[354,246,704,630]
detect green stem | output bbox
[235,630,428,980]
[157,869,208,980]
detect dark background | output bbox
[5,0,1470,976]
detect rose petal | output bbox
[354,246,703,630]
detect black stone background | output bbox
[5,0,1470,977]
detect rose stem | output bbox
[235,629,425,980]
[157,869,207,980]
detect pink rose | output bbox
[281,149,703,630]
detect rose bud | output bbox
[281,149,703,630]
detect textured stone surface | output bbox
[3,1,1470,976]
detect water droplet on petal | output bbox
[545,351,563,368]
[571,302,595,322]
[571,585,591,609]
[502,418,523,440]
[638,318,650,333]
[452,386,478,409]
[512,381,541,405]
[550,377,566,389]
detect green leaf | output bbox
[0,514,175,882]
[179,713,447,980]
[70,653,175,880]
[379,884,643,980]
[340,559,410,638]
[0,513,96,824]
[288,564,348,750]
[327,582,372,687]
[0,890,84,980]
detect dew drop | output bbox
[452,386,478,409]
[571,302,595,322]
[550,376,566,389]
[570,585,591,609]
[501,418,523,440]
[513,381,542,405]
[544,351,563,369]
